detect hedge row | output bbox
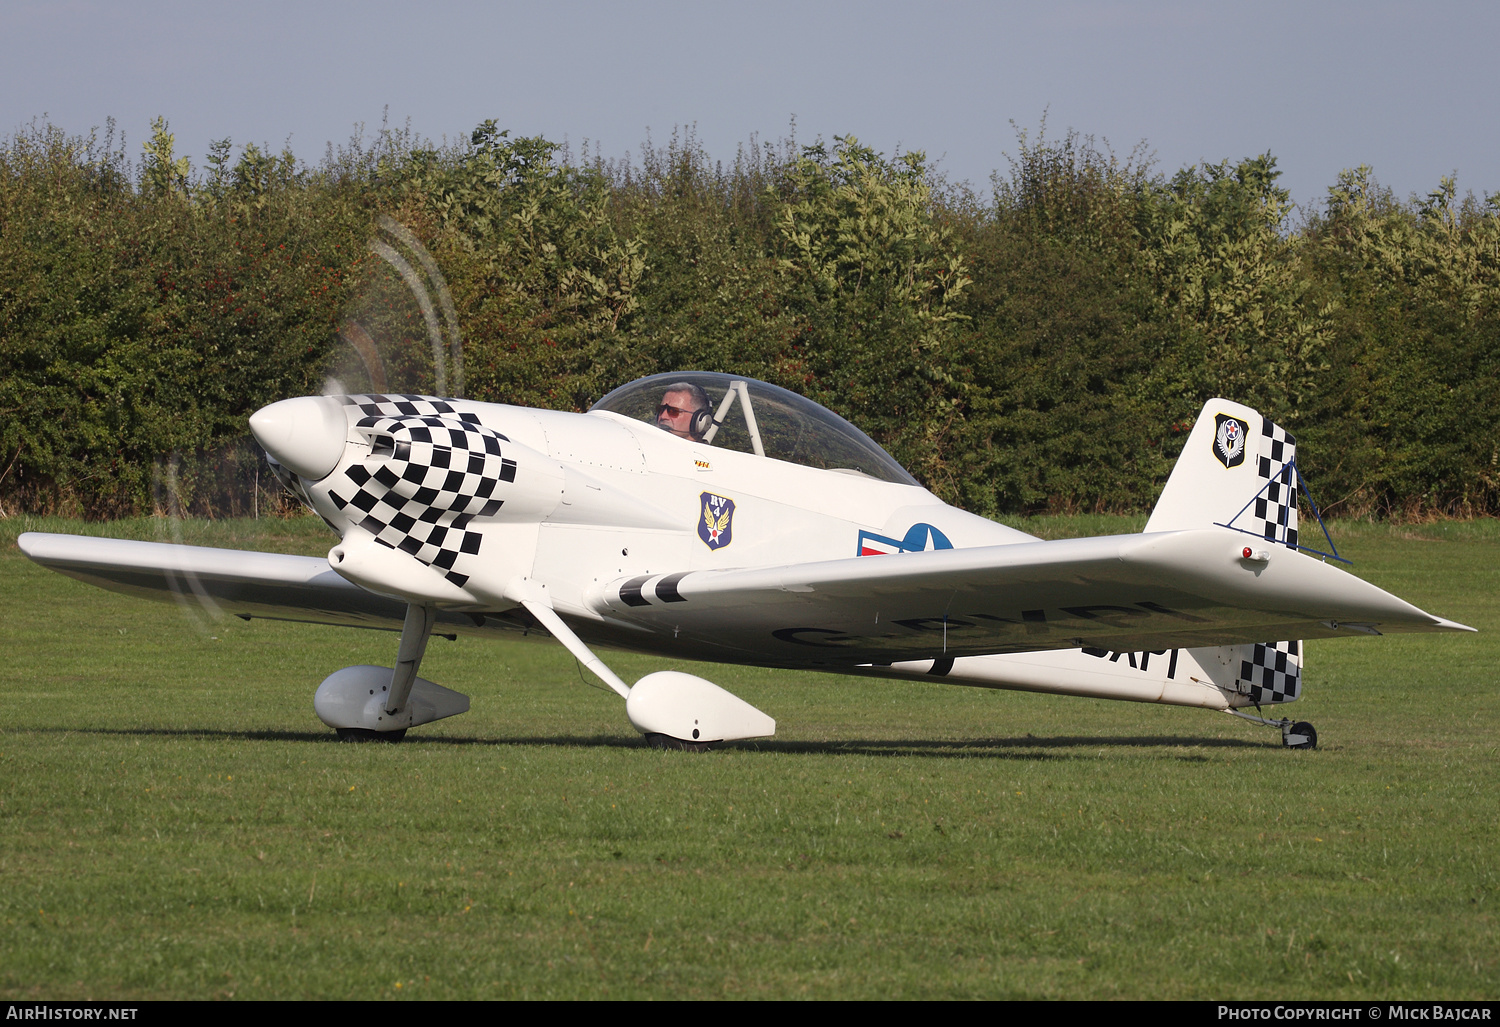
[1,118,1496,518]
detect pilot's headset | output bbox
[685,384,715,438]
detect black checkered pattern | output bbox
[338,394,471,420]
[1238,640,1302,705]
[1252,418,1299,550]
[1241,423,1302,707]
[325,396,515,590]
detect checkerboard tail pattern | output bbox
[1254,418,1299,551]
[324,395,515,590]
[1236,639,1302,705]
[1234,418,1304,706]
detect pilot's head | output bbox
[656,382,711,441]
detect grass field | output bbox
[1,514,1495,1000]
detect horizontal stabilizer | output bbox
[591,528,1471,667]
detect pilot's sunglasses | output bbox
[656,403,694,418]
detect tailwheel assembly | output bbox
[1282,720,1317,749]
[1227,708,1318,749]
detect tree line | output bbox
[1,116,1496,520]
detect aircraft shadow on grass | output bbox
[36,725,1271,758]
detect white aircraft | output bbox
[19,372,1472,750]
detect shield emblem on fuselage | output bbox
[698,492,735,550]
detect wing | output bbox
[591,528,1472,668]
[19,532,418,631]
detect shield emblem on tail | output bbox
[1213,413,1247,468]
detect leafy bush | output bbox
[2,116,1496,519]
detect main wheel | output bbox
[1283,721,1317,749]
[335,727,408,743]
[644,732,714,753]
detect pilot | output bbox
[656,382,712,442]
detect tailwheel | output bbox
[644,732,714,753]
[335,727,408,743]
[1282,721,1317,750]
[1226,708,1318,749]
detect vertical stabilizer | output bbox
[1145,398,1299,551]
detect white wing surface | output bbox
[21,528,1471,673]
[591,528,1471,667]
[19,533,412,631]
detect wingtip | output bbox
[16,531,50,559]
[1432,616,1478,633]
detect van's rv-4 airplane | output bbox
[20,372,1472,749]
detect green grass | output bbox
[1,515,1496,999]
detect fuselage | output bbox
[252,384,1464,717]
[271,392,1032,665]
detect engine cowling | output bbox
[253,396,566,604]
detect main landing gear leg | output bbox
[1226,708,1318,749]
[314,603,468,741]
[386,603,436,720]
[337,603,435,743]
[504,579,774,749]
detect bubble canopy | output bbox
[590,372,920,486]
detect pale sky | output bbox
[4,0,1497,212]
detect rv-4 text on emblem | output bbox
[698,492,735,550]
